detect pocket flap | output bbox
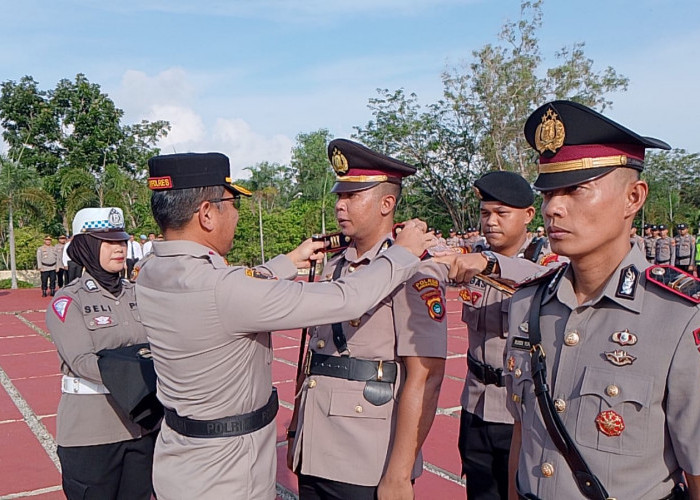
[329,389,390,419]
[580,366,652,408]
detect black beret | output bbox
[651,225,659,230]
[643,224,650,229]
[328,139,416,193]
[677,223,687,229]
[147,152,251,197]
[658,224,667,230]
[473,171,534,208]
[524,100,670,191]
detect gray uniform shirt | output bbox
[291,236,448,486]
[135,240,422,500]
[37,244,57,271]
[460,248,546,423]
[46,274,152,446]
[655,236,674,264]
[505,247,700,499]
[674,234,694,266]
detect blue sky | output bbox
[1,0,698,178]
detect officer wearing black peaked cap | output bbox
[504,101,700,499]
[135,151,434,499]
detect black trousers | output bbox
[298,473,377,500]
[57,268,68,288]
[458,410,512,500]
[57,433,156,500]
[67,261,83,282]
[40,270,56,292]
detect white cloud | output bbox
[114,68,295,178]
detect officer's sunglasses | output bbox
[208,196,241,210]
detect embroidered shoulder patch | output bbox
[413,277,439,291]
[420,289,445,322]
[52,297,72,322]
[244,268,277,280]
[459,288,483,306]
[646,265,700,303]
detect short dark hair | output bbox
[375,182,402,210]
[151,186,224,232]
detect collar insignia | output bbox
[331,147,349,175]
[85,279,98,291]
[534,108,566,155]
[615,265,639,299]
[611,329,638,346]
[604,349,636,367]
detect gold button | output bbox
[348,265,356,273]
[316,340,326,349]
[554,399,566,413]
[355,405,363,413]
[307,379,317,388]
[564,331,580,346]
[512,394,521,403]
[606,384,619,397]
[540,462,554,477]
[349,319,361,327]
[514,368,522,378]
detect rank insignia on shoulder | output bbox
[604,349,636,366]
[420,289,445,322]
[244,268,277,280]
[611,329,638,346]
[84,279,99,291]
[52,297,72,322]
[615,265,639,299]
[646,265,700,303]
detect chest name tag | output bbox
[511,337,532,350]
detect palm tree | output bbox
[0,155,56,288]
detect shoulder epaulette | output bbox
[646,265,700,304]
[516,262,568,290]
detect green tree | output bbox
[0,155,56,287]
[355,0,629,230]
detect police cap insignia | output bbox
[331,148,349,175]
[534,108,566,155]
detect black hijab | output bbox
[68,234,123,296]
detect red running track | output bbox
[0,287,469,499]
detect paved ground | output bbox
[0,286,469,499]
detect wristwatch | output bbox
[481,250,498,276]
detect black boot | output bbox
[50,289,56,297]
[42,289,47,297]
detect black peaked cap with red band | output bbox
[147,152,251,197]
[328,139,416,193]
[524,100,670,191]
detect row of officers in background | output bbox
[640,222,699,273]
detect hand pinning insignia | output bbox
[604,349,637,366]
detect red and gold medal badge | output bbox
[595,410,625,437]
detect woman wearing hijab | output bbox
[46,207,157,499]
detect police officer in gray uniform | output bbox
[674,223,695,272]
[505,100,700,499]
[46,207,157,499]
[655,224,675,265]
[458,171,548,499]
[135,152,435,500]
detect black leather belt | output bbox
[467,350,504,387]
[307,352,397,383]
[164,388,278,438]
[516,476,688,500]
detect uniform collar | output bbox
[342,233,393,264]
[547,246,648,313]
[152,240,228,269]
[79,272,130,298]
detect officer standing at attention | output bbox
[643,224,656,263]
[46,207,157,499]
[674,223,695,272]
[37,235,58,296]
[655,223,674,265]
[54,234,69,288]
[504,100,700,499]
[630,225,645,253]
[447,228,460,247]
[458,171,549,500]
[287,139,448,500]
[135,152,435,500]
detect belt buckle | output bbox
[377,360,383,381]
[304,349,313,376]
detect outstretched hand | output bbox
[432,252,488,283]
[393,219,437,258]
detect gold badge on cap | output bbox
[534,108,566,155]
[331,147,349,175]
